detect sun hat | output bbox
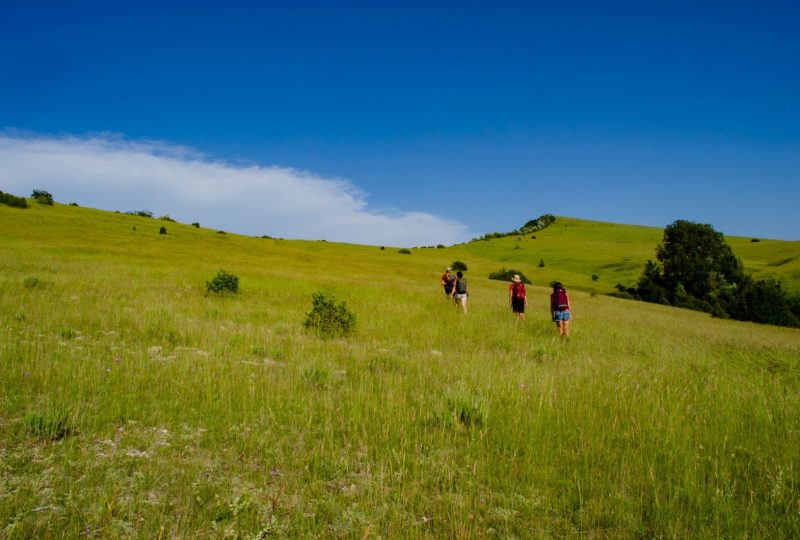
[446,267,452,271]
[512,274,521,282]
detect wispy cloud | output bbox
[0,134,473,246]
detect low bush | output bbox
[538,259,545,268]
[451,261,468,271]
[32,189,54,205]
[159,226,167,235]
[191,222,200,228]
[488,268,531,284]
[69,202,79,207]
[206,269,239,294]
[159,215,175,222]
[126,210,153,218]
[303,293,356,337]
[592,274,599,281]
[436,244,445,249]
[0,190,28,208]
[22,277,41,288]
[398,249,411,254]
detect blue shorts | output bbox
[554,310,571,322]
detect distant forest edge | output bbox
[472,214,557,242]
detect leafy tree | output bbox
[636,260,669,304]
[633,219,797,327]
[451,261,468,271]
[656,220,744,300]
[727,278,799,327]
[31,189,54,205]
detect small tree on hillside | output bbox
[31,190,54,205]
[656,220,744,300]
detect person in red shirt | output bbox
[440,267,456,299]
[508,274,527,321]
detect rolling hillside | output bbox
[1,202,799,538]
[459,216,800,295]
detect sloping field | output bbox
[1,203,799,538]
[459,216,800,294]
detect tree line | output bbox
[618,220,799,327]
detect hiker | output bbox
[451,271,468,313]
[509,274,527,321]
[550,282,572,340]
[441,267,456,299]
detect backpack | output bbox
[554,288,569,310]
[456,278,467,294]
[512,281,526,298]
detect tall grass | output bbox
[1,203,799,537]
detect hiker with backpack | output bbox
[509,274,527,321]
[550,282,572,340]
[451,271,468,313]
[441,267,456,299]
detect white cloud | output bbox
[0,134,473,245]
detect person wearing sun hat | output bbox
[508,274,528,321]
[441,267,456,299]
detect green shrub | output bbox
[488,268,531,284]
[31,189,54,205]
[206,269,239,294]
[380,246,385,250]
[0,190,28,208]
[69,202,79,206]
[398,249,411,254]
[126,210,153,218]
[436,244,445,249]
[592,274,599,281]
[539,259,545,268]
[451,261,468,271]
[751,238,760,242]
[191,222,200,228]
[159,215,175,222]
[217,230,227,235]
[159,226,167,235]
[303,293,356,337]
[22,276,41,288]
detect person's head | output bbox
[446,267,452,272]
[553,282,563,292]
[457,271,464,278]
[512,274,521,283]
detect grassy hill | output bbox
[458,216,800,295]
[1,202,799,538]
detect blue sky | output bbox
[1,1,798,243]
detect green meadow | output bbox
[1,203,799,538]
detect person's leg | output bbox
[462,296,468,314]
